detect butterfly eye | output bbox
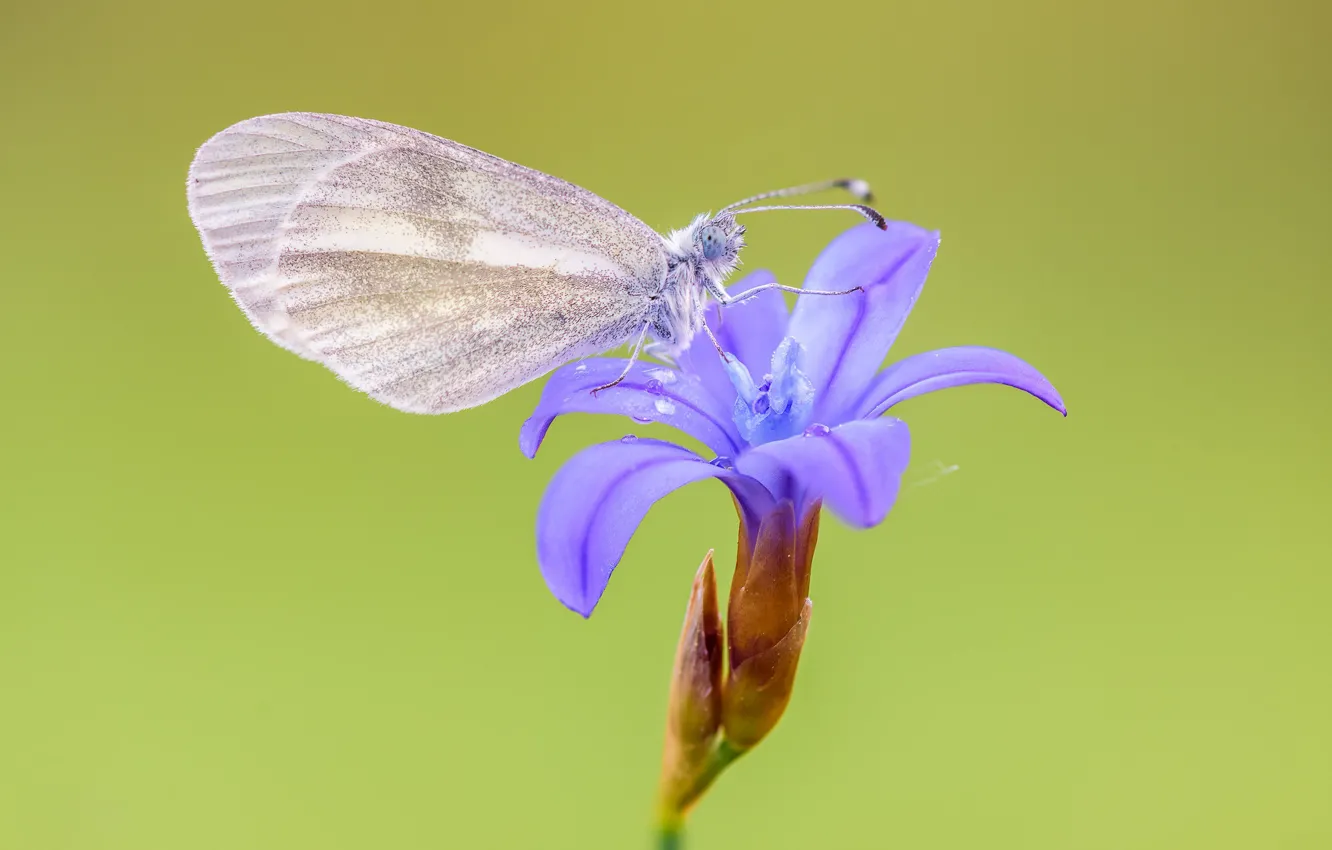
[700,225,726,261]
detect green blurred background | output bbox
[2,0,1328,847]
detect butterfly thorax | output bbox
[651,212,747,355]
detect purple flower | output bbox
[521,222,1066,617]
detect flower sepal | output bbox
[723,598,812,750]
[657,552,724,820]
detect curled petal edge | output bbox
[520,359,743,460]
[536,438,774,617]
[857,346,1067,419]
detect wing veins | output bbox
[193,181,306,200]
[272,116,356,143]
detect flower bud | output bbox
[721,500,821,750]
[657,551,724,819]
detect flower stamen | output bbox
[723,338,815,445]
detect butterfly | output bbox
[187,113,883,413]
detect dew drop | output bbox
[574,363,588,373]
[644,379,665,395]
[620,434,639,443]
[803,423,832,437]
[646,368,677,384]
[654,398,676,416]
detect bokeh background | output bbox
[2,0,1328,847]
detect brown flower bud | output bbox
[657,551,724,819]
[721,500,821,750]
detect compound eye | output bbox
[700,225,726,261]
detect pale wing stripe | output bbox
[205,218,284,246]
[466,231,629,277]
[193,181,314,200]
[280,199,634,279]
[200,207,294,237]
[192,150,347,173]
[282,206,466,261]
[291,201,478,234]
[279,265,621,312]
[195,201,301,233]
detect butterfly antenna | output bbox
[730,203,889,230]
[719,178,874,212]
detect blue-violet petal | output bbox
[520,360,743,459]
[536,438,775,616]
[735,418,911,528]
[857,346,1067,419]
[788,222,940,422]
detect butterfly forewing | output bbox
[187,113,667,413]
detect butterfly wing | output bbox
[187,112,667,413]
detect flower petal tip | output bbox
[552,581,601,619]
[1043,388,1069,418]
[518,417,547,459]
[543,566,599,618]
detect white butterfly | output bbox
[187,113,883,413]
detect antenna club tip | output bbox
[838,178,874,202]
[851,204,889,230]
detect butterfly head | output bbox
[665,212,746,291]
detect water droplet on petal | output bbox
[654,398,676,415]
[647,368,677,384]
[644,379,665,395]
[574,363,588,373]
[709,456,734,469]
[620,434,639,443]
[803,423,832,437]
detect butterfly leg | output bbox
[590,320,652,396]
[700,317,730,361]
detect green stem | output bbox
[655,738,746,849]
[682,738,744,810]
[657,822,683,850]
